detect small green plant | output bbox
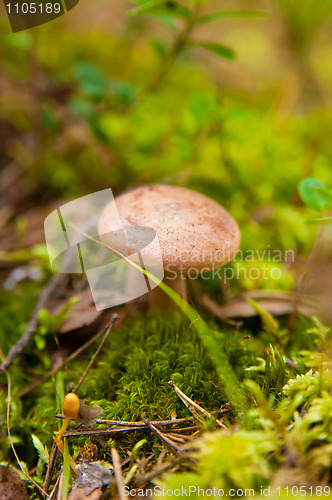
[299,177,332,223]
[35,296,79,353]
[129,0,266,97]
[31,434,49,485]
[156,429,275,496]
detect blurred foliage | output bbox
[158,365,332,497]
[299,177,332,223]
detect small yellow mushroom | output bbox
[55,392,80,444]
[62,392,80,419]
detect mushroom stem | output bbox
[55,417,70,444]
[149,273,187,310]
[55,437,78,472]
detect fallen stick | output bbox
[1,272,66,372]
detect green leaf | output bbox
[31,435,49,464]
[247,299,280,338]
[265,346,286,396]
[196,9,267,25]
[4,32,32,49]
[35,334,46,351]
[62,439,71,500]
[55,371,65,419]
[130,439,148,466]
[151,13,177,30]
[314,187,332,206]
[150,38,168,61]
[42,106,60,133]
[109,79,136,105]
[69,98,95,120]
[298,177,327,211]
[73,63,108,99]
[129,0,165,15]
[192,41,236,60]
[37,296,79,334]
[188,93,217,127]
[129,0,190,19]
[0,245,49,264]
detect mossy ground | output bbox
[1,0,332,497]
[2,298,330,482]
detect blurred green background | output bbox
[1,0,332,258]
[1,0,332,338]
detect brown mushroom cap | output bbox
[98,184,241,275]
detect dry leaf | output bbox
[0,465,29,500]
[49,289,102,334]
[202,292,317,320]
[76,400,104,426]
[74,461,112,496]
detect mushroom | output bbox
[55,392,80,444]
[98,185,240,309]
[55,392,80,472]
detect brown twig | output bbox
[18,307,131,398]
[43,441,59,497]
[63,421,196,439]
[73,315,118,393]
[18,324,109,398]
[56,409,230,429]
[133,456,185,488]
[33,485,46,500]
[163,426,198,434]
[0,272,67,372]
[63,426,143,438]
[111,448,126,500]
[145,421,185,454]
[164,432,195,442]
[168,381,226,429]
[48,474,61,500]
